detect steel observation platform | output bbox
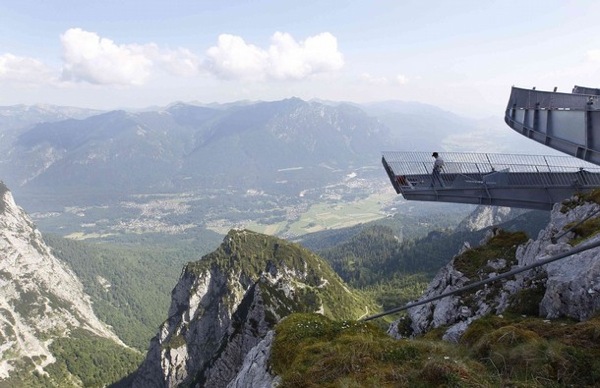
[381,85,600,210]
[382,151,600,210]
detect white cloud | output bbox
[4,28,342,90]
[205,34,268,80]
[0,53,54,84]
[159,48,201,77]
[61,28,152,85]
[268,32,344,79]
[141,44,201,78]
[60,28,202,86]
[205,32,344,81]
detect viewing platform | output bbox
[505,85,600,165]
[382,151,600,210]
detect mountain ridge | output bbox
[0,181,140,385]
[1,98,484,212]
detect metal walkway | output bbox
[382,151,600,210]
[505,85,600,165]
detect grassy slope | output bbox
[272,313,600,387]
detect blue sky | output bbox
[2,0,600,118]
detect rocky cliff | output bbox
[455,205,517,232]
[455,205,549,237]
[0,181,123,379]
[389,194,600,342]
[132,229,374,388]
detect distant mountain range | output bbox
[1,99,485,211]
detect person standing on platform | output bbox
[431,152,445,187]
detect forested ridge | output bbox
[320,224,488,284]
[316,224,487,310]
[43,234,222,350]
[1,329,143,387]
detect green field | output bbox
[246,191,396,237]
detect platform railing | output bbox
[382,151,600,192]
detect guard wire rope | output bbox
[551,207,600,243]
[362,238,600,322]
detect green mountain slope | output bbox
[43,233,222,350]
[313,208,548,311]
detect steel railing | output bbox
[382,151,600,190]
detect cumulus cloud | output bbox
[60,28,201,86]
[4,28,342,88]
[155,47,201,77]
[61,28,152,85]
[268,32,344,79]
[0,53,54,84]
[205,32,344,81]
[205,34,268,80]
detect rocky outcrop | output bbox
[226,331,279,388]
[456,205,515,232]
[132,229,372,388]
[134,274,278,388]
[518,200,600,321]
[390,196,600,341]
[0,182,122,378]
[200,281,277,387]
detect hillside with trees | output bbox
[43,234,222,350]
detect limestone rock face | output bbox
[132,259,259,388]
[390,197,600,341]
[226,331,279,388]
[132,229,370,388]
[0,182,121,378]
[541,250,600,320]
[456,205,515,232]
[401,264,470,337]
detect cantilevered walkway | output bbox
[505,85,600,165]
[382,151,600,210]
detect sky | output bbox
[2,0,600,118]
